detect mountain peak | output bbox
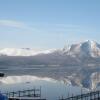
[80,40,99,51]
[81,40,97,45]
[68,40,100,57]
[85,40,95,42]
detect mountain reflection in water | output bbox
[0,75,88,100]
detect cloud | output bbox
[0,20,91,35]
[0,20,41,33]
[0,20,81,33]
[0,20,26,29]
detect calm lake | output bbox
[0,75,89,100]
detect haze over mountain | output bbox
[0,40,100,90]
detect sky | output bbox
[0,0,100,49]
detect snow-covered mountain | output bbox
[68,40,100,57]
[0,40,100,58]
[0,40,100,69]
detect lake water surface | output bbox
[0,75,89,100]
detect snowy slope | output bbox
[0,48,56,56]
[67,40,100,57]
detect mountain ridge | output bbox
[0,40,100,58]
